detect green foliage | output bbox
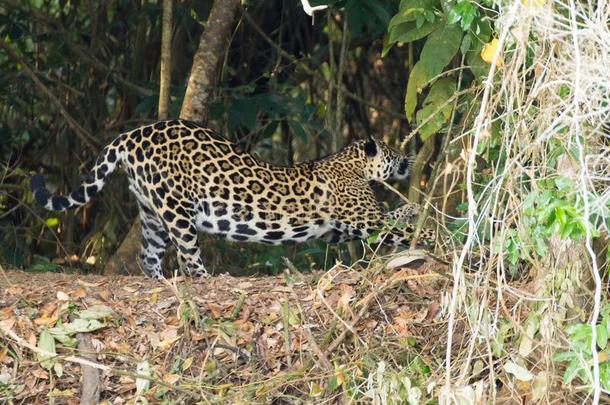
[383,0,498,143]
[447,0,479,31]
[503,176,595,267]
[415,77,456,139]
[384,0,441,55]
[554,304,610,391]
[404,24,462,121]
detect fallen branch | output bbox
[76,333,101,405]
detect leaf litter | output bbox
[0,258,451,403]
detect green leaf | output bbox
[553,351,577,362]
[415,77,456,139]
[384,0,441,55]
[288,120,308,142]
[37,328,57,370]
[405,63,428,121]
[597,324,608,350]
[327,375,339,392]
[77,305,114,320]
[396,0,438,21]
[386,20,442,52]
[600,362,610,391]
[563,359,581,386]
[404,24,462,121]
[464,22,493,79]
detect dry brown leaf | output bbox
[158,328,180,349]
[72,287,87,298]
[337,285,355,313]
[56,291,69,301]
[207,303,222,318]
[163,373,180,384]
[0,346,8,363]
[31,367,49,379]
[425,301,441,321]
[237,281,253,289]
[5,286,23,295]
[0,306,14,319]
[107,341,131,353]
[27,331,37,346]
[76,280,103,288]
[0,318,15,332]
[97,290,111,301]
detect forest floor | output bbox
[0,257,453,404]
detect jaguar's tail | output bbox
[31,141,124,211]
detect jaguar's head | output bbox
[356,137,410,181]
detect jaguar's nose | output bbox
[396,159,409,177]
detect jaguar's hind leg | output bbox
[171,223,207,277]
[154,205,207,277]
[137,202,170,279]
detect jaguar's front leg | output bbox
[386,202,421,222]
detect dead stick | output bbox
[1,326,201,399]
[76,333,101,405]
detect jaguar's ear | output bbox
[364,137,378,157]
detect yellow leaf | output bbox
[309,383,323,397]
[182,357,193,371]
[149,291,158,305]
[480,38,503,67]
[334,367,346,387]
[48,388,74,397]
[158,335,180,349]
[45,218,59,227]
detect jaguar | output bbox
[31,119,435,279]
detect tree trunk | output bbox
[180,0,240,123]
[158,0,173,120]
[104,0,241,276]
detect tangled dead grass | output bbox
[438,0,610,403]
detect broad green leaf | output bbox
[37,328,57,370]
[77,305,114,320]
[405,24,462,121]
[327,375,339,392]
[563,359,581,385]
[600,362,610,390]
[418,24,462,75]
[384,20,443,57]
[465,22,493,79]
[405,63,428,121]
[398,0,439,17]
[384,0,442,55]
[53,362,63,378]
[415,77,456,139]
[553,351,577,362]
